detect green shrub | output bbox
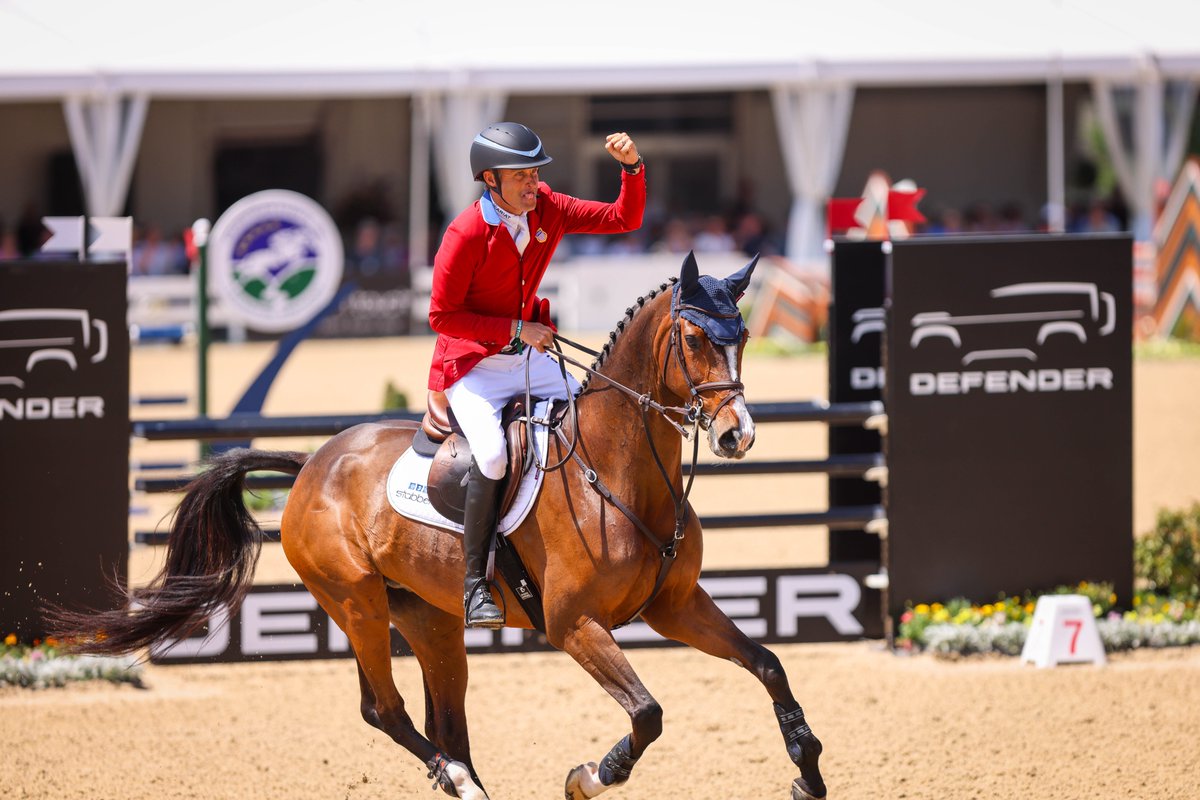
[243,488,288,511]
[1051,580,1117,615]
[382,380,409,411]
[1135,503,1200,599]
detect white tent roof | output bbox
[3,0,1200,100]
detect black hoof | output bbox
[792,776,827,800]
[789,733,824,800]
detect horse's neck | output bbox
[574,297,684,486]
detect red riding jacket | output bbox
[427,170,646,390]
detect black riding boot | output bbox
[462,461,504,629]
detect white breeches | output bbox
[445,350,581,480]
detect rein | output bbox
[517,309,740,627]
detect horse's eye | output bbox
[684,334,701,350]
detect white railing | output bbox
[410,251,755,333]
[127,274,246,341]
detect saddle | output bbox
[412,390,534,525]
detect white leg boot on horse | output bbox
[386,587,489,797]
[461,460,504,629]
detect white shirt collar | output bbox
[487,193,528,240]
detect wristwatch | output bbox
[621,156,644,175]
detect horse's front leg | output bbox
[552,617,663,800]
[641,586,827,800]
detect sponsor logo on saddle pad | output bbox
[209,190,344,333]
[386,401,552,535]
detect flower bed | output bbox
[898,583,1200,658]
[1,634,144,690]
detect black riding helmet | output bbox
[471,122,553,181]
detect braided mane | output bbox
[579,277,678,391]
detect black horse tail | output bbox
[49,448,309,657]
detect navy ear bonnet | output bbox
[673,252,759,346]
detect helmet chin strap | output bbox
[486,171,522,214]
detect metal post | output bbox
[192,218,212,418]
[410,93,431,272]
[1046,72,1066,233]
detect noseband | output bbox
[664,293,747,430]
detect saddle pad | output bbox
[386,399,552,536]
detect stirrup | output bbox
[464,581,504,629]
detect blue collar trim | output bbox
[479,190,502,226]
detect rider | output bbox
[428,122,646,628]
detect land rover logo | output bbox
[906,281,1117,396]
[209,190,344,333]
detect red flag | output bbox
[888,188,927,224]
[827,198,863,235]
[183,227,197,264]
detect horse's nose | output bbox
[718,427,751,457]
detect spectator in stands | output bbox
[921,207,964,235]
[131,225,188,275]
[995,202,1026,232]
[1074,199,1122,233]
[964,203,999,233]
[0,219,18,260]
[16,204,44,257]
[380,222,410,285]
[731,210,777,257]
[349,217,385,276]
[694,214,735,252]
[651,218,693,254]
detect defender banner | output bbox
[149,564,884,664]
[828,241,885,562]
[0,260,130,639]
[884,235,1133,618]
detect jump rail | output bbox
[135,453,886,494]
[131,400,888,542]
[129,401,885,441]
[133,505,886,545]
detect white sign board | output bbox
[1020,594,1106,668]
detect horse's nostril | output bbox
[719,429,739,451]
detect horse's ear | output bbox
[724,253,760,298]
[679,251,700,294]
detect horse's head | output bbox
[662,251,758,459]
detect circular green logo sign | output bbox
[210,190,344,333]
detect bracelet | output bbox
[513,318,523,342]
[621,156,643,175]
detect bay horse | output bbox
[52,252,827,800]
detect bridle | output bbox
[663,288,747,431]
[520,288,747,626]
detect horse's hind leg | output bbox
[303,573,487,800]
[641,588,827,800]
[553,618,664,800]
[385,587,485,792]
